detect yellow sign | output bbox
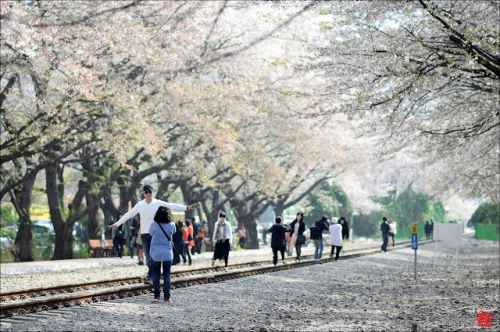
[412,225,418,234]
[30,206,51,220]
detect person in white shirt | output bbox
[212,212,233,271]
[388,219,397,247]
[329,217,343,261]
[108,184,197,284]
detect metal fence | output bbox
[475,223,500,241]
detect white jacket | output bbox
[329,224,343,246]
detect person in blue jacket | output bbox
[149,206,176,302]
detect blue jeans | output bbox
[381,233,389,252]
[313,239,324,259]
[128,236,136,258]
[141,233,152,279]
[152,260,172,300]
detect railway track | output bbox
[0,239,430,319]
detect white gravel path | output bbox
[2,236,498,331]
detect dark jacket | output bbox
[380,221,390,234]
[289,220,306,236]
[341,220,349,233]
[310,220,329,240]
[172,228,184,254]
[113,230,125,246]
[268,224,288,248]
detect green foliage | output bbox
[470,202,500,224]
[353,211,381,238]
[354,185,445,239]
[73,237,90,259]
[382,187,430,233]
[32,240,54,261]
[0,205,16,226]
[0,228,16,240]
[425,202,445,222]
[304,182,353,227]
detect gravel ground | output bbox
[2,235,499,331]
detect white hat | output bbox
[331,217,338,224]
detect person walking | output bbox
[183,219,194,266]
[285,222,292,256]
[237,225,247,250]
[424,220,432,240]
[310,215,329,262]
[388,219,397,247]
[329,217,343,261]
[380,217,390,253]
[430,220,434,240]
[339,216,349,241]
[108,184,197,284]
[136,227,144,265]
[268,216,289,265]
[112,213,125,257]
[149,206,175,303]
[125,218,139,258]
[172,221,185,265]
[196,220,206,254]
[289,212,306,262]
[191,217,199,255]
[262,224,268,245]
[212,212,233,271]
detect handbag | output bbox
[158,223,178,255]
[297,234,306,245]
[188,233,193,241]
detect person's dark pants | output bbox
[151,260,172,300]
[331,245,342,260]
[192,237,200,255]
[272,245,286,265]
[295,243,302,260]
[342,231,348,240]
[116,244,123,258]
[128,236,136,258]
[239,237,246,249]
[183,243,192,265]
[196,236,203,253]
[179,247,187,263]
[141,233,153,279]
[381,233,389,252]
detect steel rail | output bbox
[0,239,429,319]
[0,240,415,302]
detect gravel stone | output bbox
[1,236,498,331]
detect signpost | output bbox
[412,224,418,284]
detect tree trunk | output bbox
[11,167,38,262]
[239,215,259,249]
[87,193,100,239]
[54,221,75,259]
[46,161,75,260]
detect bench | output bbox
[89,239,114,258]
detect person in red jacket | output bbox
[183,219,195,265]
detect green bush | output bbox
[305,182,353,227]
[470,202,500,224]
